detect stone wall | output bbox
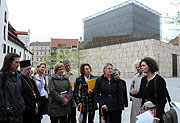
[80,39,180,78]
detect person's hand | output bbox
[35,103,38,114]
[130,88,138,95]
[153,117,160,123]
[102,105,108,111]
[78,103,82,107]
[64,99,69,105]
[88,89,93,94]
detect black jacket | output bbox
[21,75,40,116]
[131,74,167,120]
[94,74,124,111]
[0,71,25,122]
[119,79,128,108]
[74,74,98,113]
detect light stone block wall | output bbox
[80,39,180,78]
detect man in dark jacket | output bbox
[20,60,40,123]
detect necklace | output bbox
[21,75,36,99]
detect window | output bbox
[72,45,77,48]
[14,49,16,53]
[11,47,13,53]
[40,57,42,61]
[4,11,7,23]
[44,52,46,55]
[19,52,21,57]
[7,46,10,53]
[37,58,38,61]
[3,26,6,41]
[37,47,38,50]
[37,52,38,55]
[3,44,6,54]
[40,51,42,55]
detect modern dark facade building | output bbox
[83,0,161,48]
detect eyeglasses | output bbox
[57,68,64,71]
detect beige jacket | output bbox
[64,70,79,107]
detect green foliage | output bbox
[47,43,84,71]
[164,1,180,31]
[70,50,85,69]
[165,12,180,29]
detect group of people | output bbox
[0,53,168,123]
[0,53,49,123]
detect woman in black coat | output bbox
[0,53,25,123]
[95,63,124,123]
[130,57,167,123]
[74,63,97,123]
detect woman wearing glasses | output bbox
[74,63,97,123]
[48,62,72,123]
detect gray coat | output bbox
[48,73,73,117]
[130,73,144,123]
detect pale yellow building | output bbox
[30,41,50,73]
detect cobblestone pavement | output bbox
[42,77,180,123]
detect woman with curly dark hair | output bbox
[130,57,167,123]
[74,63,97,123]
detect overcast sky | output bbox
[6,0,180,42]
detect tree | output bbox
[163,1,180,41]
[46,43,84,74]
[69,49,85,73]
[164,12,180,31]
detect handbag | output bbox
[100,107,105,123]
[163,107,178,123]
[154,76,178,123]
[78,104,83,123]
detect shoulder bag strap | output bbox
[154,75,172,107]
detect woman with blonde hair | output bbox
[95,63,124,123]
[48,62,73,123]
[33,62,48,122]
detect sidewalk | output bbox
[42,77,180,123]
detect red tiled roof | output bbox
[8,23,25,48]
[15,31,28,35]
[169,36,179,45]
[51,38,78,48]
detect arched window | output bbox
[4,11,7,23]
[3,26,6,41]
